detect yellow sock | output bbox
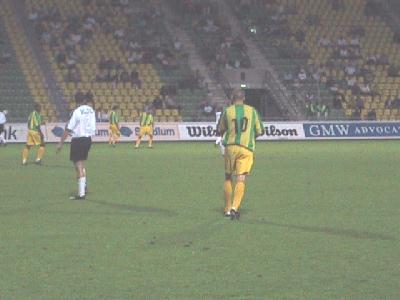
[148,136,153,147]
[22,147,29,164]
[37,146,45,160]
[232,181,245,211]
[224,180,233,213]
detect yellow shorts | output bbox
[224,145,254,175]
[26,130,42,146]
[109,124,120,137]
[139,126,153,136]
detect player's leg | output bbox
[69,137,91,199]
[223,147,234,216]
[230,149,254,219]
[22,131,37,164]
[35,134,45,164]
[224,174,233,216]
[0,125,5,145]
[135,126,144,148]
[109,128,113,145]
[148,134,153,148]
[135,134,142,148]
[74,160,86,198]
[231,174,246,218]
[22,145,31,165]
[114,129,120,146]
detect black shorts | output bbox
[70,137,92,162]
[0,124,4,134]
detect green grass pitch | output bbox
[0,141,399,299]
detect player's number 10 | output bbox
[232,117,248,134]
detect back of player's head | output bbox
[75,96,85,105]
[232,89,245,102]
[112,105,119,110]
[34,103,41,112]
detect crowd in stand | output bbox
[0,27,12,65]
[170,0,251,70]
[233,0,400,120]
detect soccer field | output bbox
[0,141,399,299]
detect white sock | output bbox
[0,135,4,143]
[79,177,86,197]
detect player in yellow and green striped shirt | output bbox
[109,105,121,147]
[135,108,154,148]
[217,89,265,220]
[22,103,46,165]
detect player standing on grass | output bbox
[135,108,154,149]
[217,89,265,220]
[56,97,96,200]
[22,104,46,165]
[0,109,7,146]
[109,105,121,147]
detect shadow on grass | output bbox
[87,199,178,217]
[247,219,397,241]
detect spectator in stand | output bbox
[352,109,361,120]
[200,100,215,117]
[331,0,344,10]
[387,65,400,77]
[298,68,307,82]
[119,70,130,83]
[130,70,141,88]
[337,36,348,47]
[344,62,357,76]
[385,96,395,109]
[65,68,81,82]
[173,38,183,52]
[355,96,364,110]
[282,71,293,83]
[359,83,372,95]
[153,96,164,110]
[318,36,331,47]
[165,94,181,111]
[367,110,376,120]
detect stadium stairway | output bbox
[218,0,304,120]
[160,0,227,115]
[12,0,69,121]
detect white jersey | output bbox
[67,105,96,138]
[0,112,6,125]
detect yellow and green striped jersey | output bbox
[139,112,153,126]
[27,110,42,132]
[217,104,264,152]
[109,110,119,125]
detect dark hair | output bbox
[75,97,84,105]
[112,105,118,110]
[34,103,41,111]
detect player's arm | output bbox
[57,112,76,153]
[254,111,265,138]
[216,110,227,136]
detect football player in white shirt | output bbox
[215,110,225,155]
[56,97,96,200]
[0,109,7,146]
